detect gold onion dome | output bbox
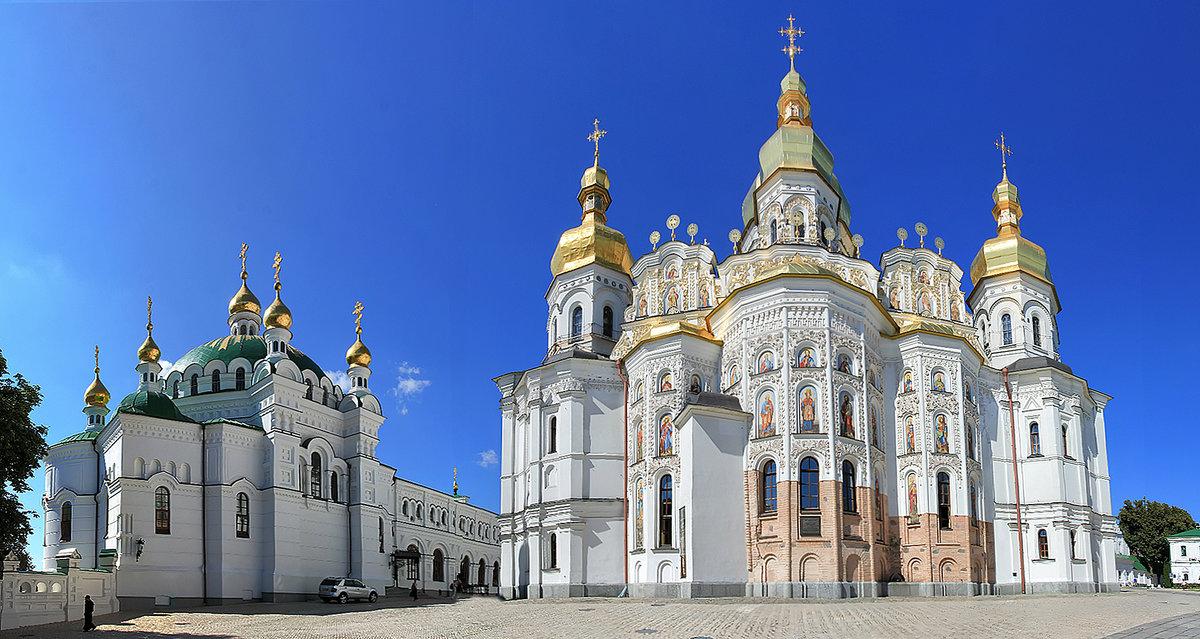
[84,349,110,407]
[346,336,371,368]
[969,175,1054,287]
[551,120,633,278]
[264,284,293,330]
[138,297,161,363]
[580,165,610,190]
[229,280,261,315]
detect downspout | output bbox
[347,462,353,578]
[1003,368,1026,595]
[616,359,628,593]
[200,421,208,605]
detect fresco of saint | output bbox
[903,371,913,393]
[935,414,949,453]
[636,422,644,461]
[659,414,673,455]
[868,369,876,388]
[907,473,918,517]
[638,296,647,317]
[840,392,854,438]
[950,301,960,321]
[920,293,931,315]
[797,347,816,368]
[758,350,775,373]
[729,364,741,386]
[689,374,702,394]
[699,286,710,307]
[635,381,644,401]
[659,372,672,392]
[800,386,817,433]
[906,417,915,452]
[932,371,946,392]
[889,287,900,309]
[759,391,775,437]
[918,270,929,284]
[837,354,852,373]
[666,287,680,312]
[635,479,645,548]
[667,265,678,279]
[870,405,878,448]
[964,381,972,403]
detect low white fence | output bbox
[0,549,118,630]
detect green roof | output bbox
[116,390,196,423]
[201,418,265,432]
[172,335,324,380]
[1116,554,1150,572]
[1169,528,1200,538]
[49,430,101,448]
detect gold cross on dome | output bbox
[779,14,804,70]
[146,296,154,332]
[995,132,1013,179]
[272,252,282,283]
[94,345,100,373]
[239,243,248,277]
[353,301,364,335]
[588,118,607,165]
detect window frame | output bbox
[154,486,171,535]
[1030,422,1041,456]
[658,474,674,548]
[841,460,857,514]
[1038,529,1050,559]
[570,306,583,339]
[1001,313,1013,345]
[760,460,778,514]
[602,306,614,338]
[799,457,819,510]
[310,452,323,499]
[936,472,951,530]
[235,492,250,538]
[60,502,72,542]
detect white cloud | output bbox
[397,362,421,376]
[476,450,498,468]
[158,358,174,374]
[324,370,352,393]
[387,362,430,416]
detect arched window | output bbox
[1032,316,1042,347]
[478,558,486,585]
[433,549,445,581]
[548,533,558,569]
[602,306,614,338]
[330,471,340,503]
[492,561,500,586]
[305,380,313,400]
[235,368,246,390]
[800,457,819,509]
[658,475,673,547]
[155,486,171,534]
[1030,423,1041,456]
[379,517,385,553]
[841,461,857,513]
[761,460,777,513]
[236,493,250,538]
[1001,314,1013,345]
[60,502,72,542]
[1038,529,1050,558]
[211,369,221,392]
[190,374,198,396]
[548,417,557,454]
[310,452,322,498]
[970,479,978,521]
[173,380,180,398]
[937,472,951,530]
[770,219,778,244]
[570,307,583,339]
[1061,424,1070,457]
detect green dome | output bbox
[50,430,101,448]
[116,390,196,423]
[172,335,324,380]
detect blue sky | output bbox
[2,1,1197,560]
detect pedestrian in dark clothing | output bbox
[82,594,97,631]
[410,580,418,600]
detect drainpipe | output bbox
[200,421,208,605]
[1003,368,1026,595]
[616,359,629,593]
[347,462,353,578]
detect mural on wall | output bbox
[904,371,913,393]
[839,392,854,438]
[728,364,741,387]
[638,297,647,317]
[906,417,916,453]
[699,286,710,307]
[659,414,674,455]
[659,372,673,393]
[870,405,878,448]
[666,287,680,313]
[797,347,817,368]
[636,422,644,462]
[935,414,949,453]
[799,386,819,433]
[907,473,918,517]
[667,265,678,279]
[837,354,852,374]
[889,287,900,309]
[759,390,775,437]
[932,371,946,392]
[635,478,645,548]
[635,381,644,402]
[758,350,775,373]
[920,292,932,315]
[689,374,702,394]
[950,301,960,322]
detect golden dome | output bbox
[137,334,161,363]
[969,176,1054,287]
[84,371,110,407]
[550,212,634,277]
[264,285,293,330]
[229,280,261,316]
[346,336,372,368]
[580,165,610,191]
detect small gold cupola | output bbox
[263,252,294,330]
[549,119,635,277]
[970,134,1054,287]
[229,242,262,316]
[137,296,161,363]
[84,345,111,408]
[777,14,812,128]
[346,301,372,368]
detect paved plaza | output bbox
[5,589,1200,639]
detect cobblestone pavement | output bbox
[5,588,1200,639]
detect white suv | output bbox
[318,577,378,603]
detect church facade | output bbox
[41,254,499,607]
[495,30,1117,599]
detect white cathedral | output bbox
[41,254,499,607]
[495,28,1118,599]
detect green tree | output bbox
[1118,498,1197,582]
[0,349,47,564]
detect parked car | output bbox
[318,577,378,603]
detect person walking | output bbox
[82,594,97,632]
[409,579,418,601]
[450,577,458,600]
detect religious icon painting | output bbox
[870,405,878,448]
[932,371,946,392]
[919,293,932,315]
[634,479,645,548]
[797,347,816,368]
[689,374,702,394]
[837,354,852,374]
[638,296,647,317]
[758,350,775,373]
[905,417,915,453]
[839,392,854,438]
[659,414,674,456]
[666,287,680,313]
[799,386,818,433]
[728,364,741,387]
[935,414,949,453]
[950,301,960,322]
[667,265,678,279]
[964,381,972,403]
[636,422,644,462]
[907,473,918,517]
[918,270,929,284]
[635,380,644,402]
[903,371,913,393]
[758,390,775,437]
[699,286,710,307]
[868,369,876,388]
[659,372,672,392]
[889,287,900,309]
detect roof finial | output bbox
[146,296,153,334]
[272,252,283,292]
[453,467,459,496]
[353,301,364,337]
[588,118,607,167]
[94,345,101,375]
[779,14,804,71]
[239,243,249,281]
[995,132,1013,181]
